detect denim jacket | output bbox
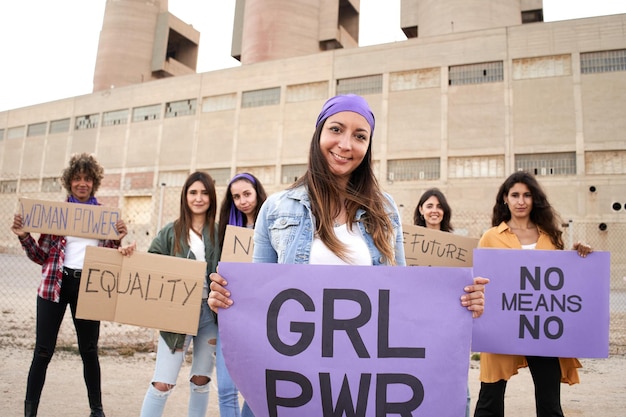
[253,185,406,266]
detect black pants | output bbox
[474,356,564,417]
[25,271,103,409]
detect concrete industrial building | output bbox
[0,0,624,282]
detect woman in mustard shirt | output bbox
[474,171,593,417]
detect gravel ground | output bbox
[1,346,625,417]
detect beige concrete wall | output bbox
[1,14,625,236]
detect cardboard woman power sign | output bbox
[17,197,122,240]
[471,248,610,358]
[217,262,475,417]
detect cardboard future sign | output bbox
[471,248,610,358]
[17,198,122,240]
[402,224,479,267]
[76,247,206,335]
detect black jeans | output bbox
[25,271,103,409]
[474,356,564,417]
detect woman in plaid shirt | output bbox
[11,153,127,417]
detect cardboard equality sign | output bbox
[17,198,122,240]
[220,225,254,262]
[402,224,478,267]
[218,262,475,417]
[76,247,206,335]
[471,248,610,358]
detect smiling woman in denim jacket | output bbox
[209,94,488,317]
[208,95,489,412]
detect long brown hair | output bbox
[413,188,454,232]
[492,171,564,249]
[173,171,217,255]
[293,121,396,264]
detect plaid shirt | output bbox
[19,233,120,303]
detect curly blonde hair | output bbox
[60,153,104,196]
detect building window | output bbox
[157,171,190,188]
[0,129,4,140]
[387,158,440,182]
[49,118,70,134]
[75,114,99,130]
[27,122,47,137]
[206,168,232,186]
[42,177,62,192]
[390,68,440,91]
[165,99,197,118]
[19,179,39,192]
[585,150,626,175]
[202,94,236,112]
[102,109,129,126]
[236,166,275,186]
[449,61,503,85]
[512,55,571,80]
[448,156,504,178]
[581,49,626,74]
[281,164,307,184]
[0,180,18,194]
[336,75,383,95]
[522,9,543,24]
[7,126,25,139]
[132,104,162,122]
[286,82,328,103]
[242,87,280,108]
[515,152,576,176]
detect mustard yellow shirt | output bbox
[477,221,581,385]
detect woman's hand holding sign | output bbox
[209,271,489,317]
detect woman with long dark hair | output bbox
[138,171,220,417]
[474,170,593,417]
[414,187,454,232]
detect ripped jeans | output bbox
[140,301,217,417]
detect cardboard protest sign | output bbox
[402,224,478,267]
[218,262,475,417]
[17,198,122,240]
[471,249,610,358]
[77,247,206,335]
[220,225,254,262]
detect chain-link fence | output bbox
[1,183,625,355]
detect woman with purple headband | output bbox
[216,172,267,417]
[208,94,489,413]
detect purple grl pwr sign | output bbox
[471,249,610,358]
[217,262,475,417]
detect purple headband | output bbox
[228,173,257,227]
[315,94,375,135]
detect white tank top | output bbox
[64,236,99,269]
[188,230,208,298]
[309,223,372,266]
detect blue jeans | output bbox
[216,331,255,417]
[140,302,217,417]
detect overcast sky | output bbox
[1,0,625,112]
